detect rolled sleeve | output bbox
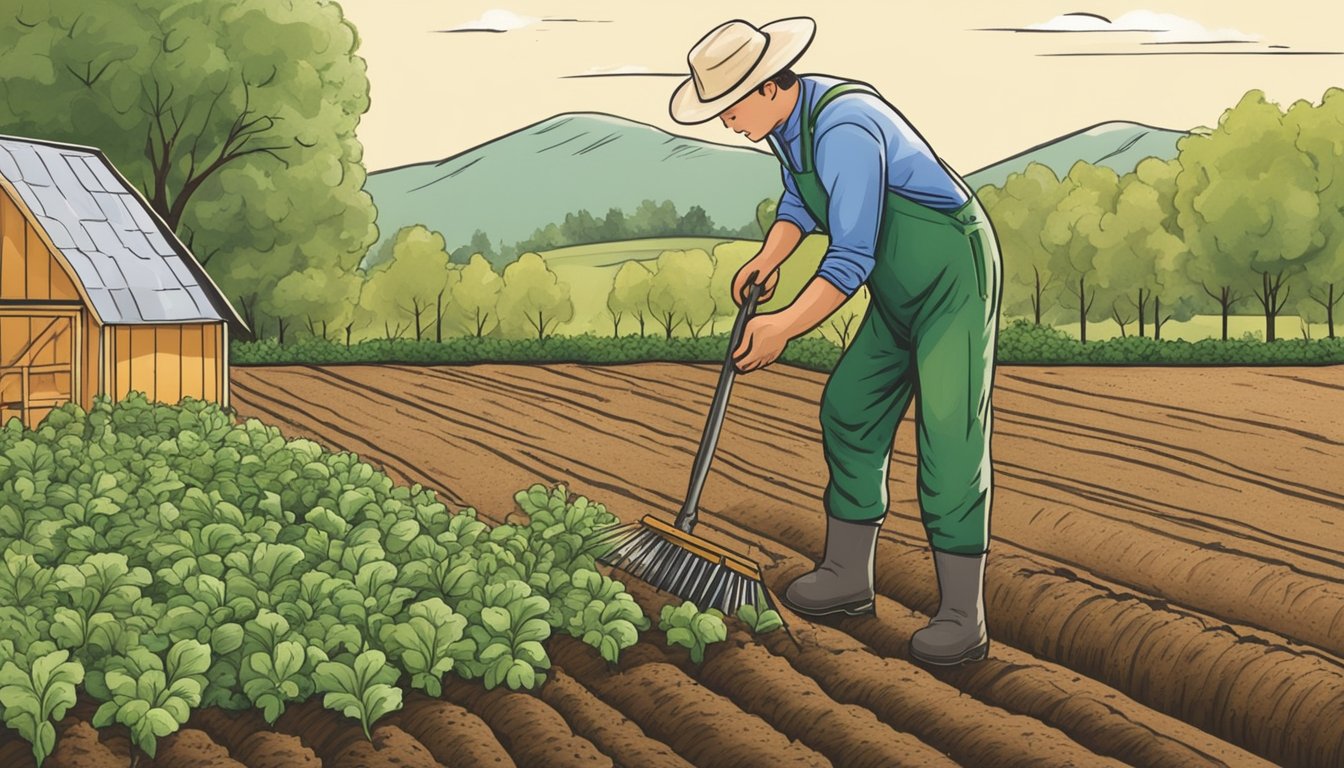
[775,168,818,233]
[814,122,886,296]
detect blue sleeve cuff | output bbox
[815,249,872,296]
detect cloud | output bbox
[441,9,537,33]
[983,10,1259,43]
[437,9,611,34]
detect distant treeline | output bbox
[452,200,764,266]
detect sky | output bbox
[339,1,1343,175]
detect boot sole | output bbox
[910,640,991,667]
[779,597,875,618]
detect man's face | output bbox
[718,82,781,142]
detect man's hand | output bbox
[732,255,781,307]
[732,312,795,373]
[732,277,851,374]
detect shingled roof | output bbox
[0,134,245,330]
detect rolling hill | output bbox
[965,120,1188,190]
[363,114,1188,264]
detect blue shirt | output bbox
[768,75,971,296]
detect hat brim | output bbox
[669,17,816,125]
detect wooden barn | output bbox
[0,135,248,429]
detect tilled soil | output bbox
[5,362,1334,767]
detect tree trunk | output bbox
[1033,268,1042,325]
[1328,284,1336,339]
[638,313,646,337]
[611,312,622,337]
[436,292,444,343]
[537,311,546,341]
[1222,288,1230,341]
[277,319,288,345]
[1078,275,1087,344]
[1136,288,1149,338]
[1153,297,1162,341]
[322,320,329,341]
[345,325,352,347]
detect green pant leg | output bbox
[820,302,915,523]
[910,224,1001,555]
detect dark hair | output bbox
[757,69,798,95]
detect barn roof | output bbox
[0,134,246,331]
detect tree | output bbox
[979,163,1068,325]
[630,200,681,238]
[1093,173,1184,337]
[1175,91,1321,342]
[363,226,456,340]
[756,198,780,240]
[0,0,377,340]
[1042,163,1122,342]
[647,250,715,338]
[823,289,869,347]
[1286,87,1344,339]
[498,253,573,340]
[451,231,496,266]
[707,256,739,335]
[677,205,715,235]
[266,268,362,344]
[450,254,503,337]
[599,207,628,242]
[608,261,652,337]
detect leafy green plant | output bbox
[90,640,211,760]
[313,649,403,741]
[562,569,649,663]
[459,580,551,690]
[0,398,659,758]
[659,602,727,663]
[0,646,84,766]
[736,603,784,634]
[236,611,327,723]
[378,598,473,696]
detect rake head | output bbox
[590,515,778,616]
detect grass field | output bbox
[543,238,1335,343]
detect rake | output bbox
[589,278,780,616]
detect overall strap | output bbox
[800,82,879,172]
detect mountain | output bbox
[965,121,1187,190]
[362,113,781,266]
[362,115,1187,261]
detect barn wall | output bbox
[109,322,225,406]
[0,188,80,302]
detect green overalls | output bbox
[772,83,1003,555]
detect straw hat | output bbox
[669,17,816,125]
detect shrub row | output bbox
[231,322,1344,367]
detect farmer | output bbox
[669,17,1002,666]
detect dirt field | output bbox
[30,362,1339,767]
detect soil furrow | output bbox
[391,696,516,767]
[439,675,613,768]
[706,514,1274,768]
[996,405,1344,507]
[538,668,695,768]
[382,364,823,501]
[144,729,246,767]
[996,371,1340,447]
[556,650,830,768]
[190,708,320,768]
[711,496,1344,766]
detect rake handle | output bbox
[674,275,765,533]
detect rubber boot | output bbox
[781,517,878,616]
[909,549,990,665]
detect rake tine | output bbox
[607,529,658,572]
